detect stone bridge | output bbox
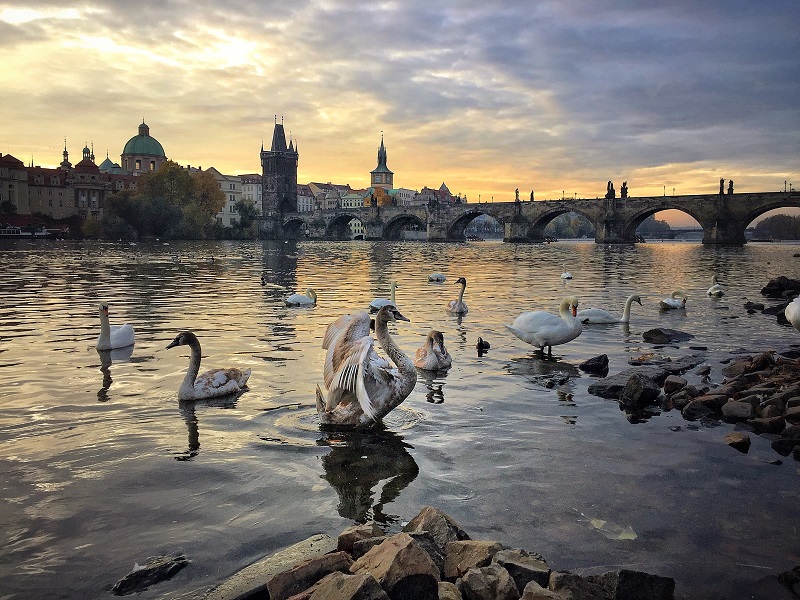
[258,191,800,245]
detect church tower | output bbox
[261,118,298,216]
[370,134,393,190]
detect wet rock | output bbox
[549,571,610,600]
[520,580,561,599]
[663,375,687,395]
[721,400,755,422]
[350,533,440,600]
[403,506,471,551]
[460,564,519,600]
[299,571,388,600]
[352,536,389,559]
[619,373,661,410]
[587,356,706,400]
[268,552,353,600]
[747,416,786,434]
[724,431,751,453]
[407,531,446,577]
[492,548,550,590]
[589,569,676,600]
[681,400,715,421]
[760,276,800,298]
[744,301,765,311]
[444,540,504,580]
[785,406,800,425]
[112,554,190,596]
[642,328,694,344]
[579,354,609,375]
[338,523,385,553]
[438,581,463,600]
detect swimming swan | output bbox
[660,290,687,309]
[707,275,724,298]
[505,296,583,356]
[560,264,573,280]
[785,296,800,332]
[369,281,398,313]
[96,302,135,350]
[447,277,469,314]
[316,306,417,427]
[578,294,642,324]
[428,273,446,283]
[166,331,251,401]
[414,330,452,370]
[286,288,317,306]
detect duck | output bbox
[660,290,687,309]
[785,296,800,332]
[369,281,398,313]
[446,277,469,314]
[577,294,642,324]
[428,273,446,283]
[505,296,583,356]
[96,302,135,350]
[707,274,724,298]
[414,330,452,370]
[560,264,573,280]
[286,288,317,307]
[166,331,251,401]
[476,337,491,351]
[316,305,417,427]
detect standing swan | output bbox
[660,290,687,309]
[369,281,398,313]
[96,302,135,350]
[447,277,469,314]
[414,330,452,370]
[316,306,417,427]
[785,296,800,332]
[286,288,317,307]
[166,331,251,401]
[505,296,582,356]
[577,294,642,324]
[707,275,724,297]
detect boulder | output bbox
[549,571,610,600]
[492,548,550,591]
[721,401,755,422]
[662,375,687,395]
[619,373,661,409]
[589,569,675,600]
[112,554,189,596]
[785,406,800,425]
[681,400,715,421]
[724,431,751,453]
[403,506,471,551]
[352,536,389,559]
[579,354,609,376]
[338,523,385,553]
[298,571,388,600]
[460,564,519,600]
[520,580,561,599]
[642,328,694,344]
[438,581,463,600]
[444,540,504,580]
[350,533,440,600]
[760,276,800,298]
[267,551,353,600]
[746,416,786,434]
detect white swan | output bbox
[707,275,724,298]
[369,281,398,313]
[446,277,469,314]
[560,264,573,280]
[505,296,583,356]
[96,302,135,350]
[660,290,687,309]
[578,294,642,324]
[785,296,800,332]
[428,273,446,283]
[286,288,317,307]
[316,306,417,427]
[414,330,452,370]
[166,331,251,401]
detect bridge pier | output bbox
[594,217,636,244]
[258,215,286,240]
[702,220,747,245]
[504,219,543,242]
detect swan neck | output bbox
[621,296,634,322]
[375,318,416,391]
[458,282,466,303]
[182,339,202,392]
[390,283,396,303]
[99,310,111,340]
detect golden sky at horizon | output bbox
[1,2,798,227]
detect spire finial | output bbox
[274,114,277,124]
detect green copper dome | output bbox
[122,121,165,157]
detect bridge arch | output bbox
[621,204,706,240]
[739,196,800,230]
[384,213,427,240]
[447,209,504,240]
[528,207,596,240]
[326,212,363,240]
[282,216,309,239]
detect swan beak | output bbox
[393,309,410,322]
[572,306,578,317]
[166,339,178,349]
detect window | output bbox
[150,161,155,171]
[135,160,141,170]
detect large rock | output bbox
[520,580,561,599]
[444,540,504,580]
[579,354,609,376]
[589,569,675,600]
[302,571,389,600]
[724,431,751,453]
[112,554,190,596]
[460,564,519,600]
[438,581,463,600]
[267,551,353,600]
[492,549,550,590]
[338,523,385,553]
[662,375,687,395]
[204,534,337,600]
[721,401,755,422]
[350,533,440,600]
[761,276,800,298]
[619,373,661,409]
[642,328,694,344]
[549,571,610,600]
[588,356,705,400]
[403,506,471,551]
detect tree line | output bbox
[752,214,800,240]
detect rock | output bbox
[663,375,687,395]
[589,569,676,600]
[492,549,550,590]
[444,540,504,580]
[267,551,353,600]
[353,536,389,559]
[438,581,463,600]
[587,356,706,400]
[746,416,786,434]
[338,523,385,553]
[681,400,715,421]
[721,401,755,422]
[743,301,765,311]
[460,564,519,600]
[520,580,561,599]
[549,571,610,600]
[721,357,753,378]
[724,431,751,453]
[785,406,800,425]
[407,531,446,576]
[642,328,694,344]
[403,506,471,551]
[692,393,729,411]
[204,534,337,600]
[302,571,389,600]
[112,554,190,596]
[770,438,799,457]
[579,354,609,375]
[350,533,440,600]
[760,276,800,297]
[619,373,661,409]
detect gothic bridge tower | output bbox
[261,119,298,218]
[370,134,393,190]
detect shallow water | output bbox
[0,238,798,599]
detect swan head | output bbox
[632,295,642,306]
[166,331,199,349]
[306,288,317,301]
[99,302,109,316]
[428,330,446,350]
[454,277,467,286]
[561,296,580,316]
[376,305,409,324]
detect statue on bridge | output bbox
[605,180,616,199]
[728,180,734,195]
[530,190,534,201]
[719,178,725,195]
[620,181,628,199]
[515,188,520,202]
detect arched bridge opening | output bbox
[623,206,704,242]
[384,214,427,240]
[326,213,363,240]
[447,210,501,240]
[282,217,309,240]
[529,208,595,241]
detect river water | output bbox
[0,238,798,599]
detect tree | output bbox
[753,215,800,240]
[191,171,226,217]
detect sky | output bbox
[1,1,798,226]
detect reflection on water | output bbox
[418,369,450,404]
[95,346,134,402]
[318,429,419,524]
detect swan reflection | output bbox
[96,346,134,402]
[418,369,450,404]
[174,396,238,461]
[318,430,418,524]
[505,355,581,389]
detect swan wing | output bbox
[576,308,616,324]
[109,323,135,348]
[323,312,372,387]
[327,337,382,421]
[194,367,250,398]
